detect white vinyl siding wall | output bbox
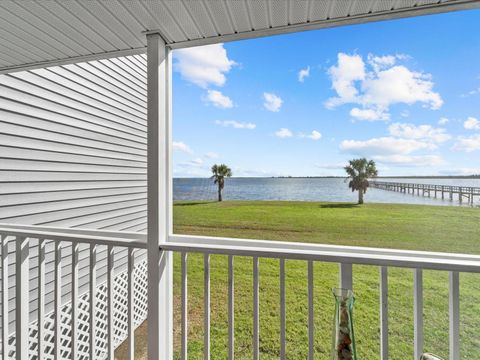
[0,55,148,336]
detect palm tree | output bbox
[344,158,378,204]
[211,164,232,202]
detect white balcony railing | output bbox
[164,234,480,360]
[1,225,480,359]
[0,224,147,360]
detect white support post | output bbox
[339,263,353,290]
[128,248,135,360]
[449,272,460,360]
[379,267,388,360]
[279,259,286,360]
[147,32,173,360]
[2,237,9,360]
[71,241,79,360]
[307,260,314,360]
[228,256,234,360]
[253,257,259,360]
[38,239,45,360]
[16,237,29,360]
[414,269,424,360]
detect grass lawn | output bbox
[116,201,480,359]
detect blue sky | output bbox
[172,9,480,177]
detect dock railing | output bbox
[370,181,480,204]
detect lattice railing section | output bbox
[6,260,148,360]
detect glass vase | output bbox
[331,288,357,360]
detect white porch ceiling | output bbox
[0,0,479,74]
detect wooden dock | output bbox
[370,181,480,205]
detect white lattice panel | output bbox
[5,260,148,360]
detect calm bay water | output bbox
[173,177,480,206]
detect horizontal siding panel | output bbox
[41,205,147,228]
[0,180,146,195]
[41,67,147,119]
[0,54,148,337]
[82,62,146,101]
[8,199,146,225]
[0,193,147,219]
[77,210,147,229]
[48,66,146,117]
[0,170,146,182]
[0,187,147,207]
[97,59,147,92]
[0,107,146,147]
[76,62,147,104]
[0,134,146,161]
[0,87,146,137]
[117,57,147,80]
[1,74,146,132]
[0,112,146,152]
[0,146,146,168]
[0,100,146,145]
[63,63,146,108]
[0,158,146,173]
[11,71,147,126]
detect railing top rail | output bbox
[166,234,480,273]
[0,223,147,240]
[0,226,147,249]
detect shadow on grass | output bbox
[319,203,359,209]
[174,201,216,206]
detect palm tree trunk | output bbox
[358,190,364,204]
[218,185,222,202]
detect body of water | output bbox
[173,177,480,206]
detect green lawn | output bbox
[119,201,480,359]
[170,201,480,359]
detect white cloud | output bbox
[372,154,444,167]
[263,92,283,112]
[363,66,443,110]
[460,87,480,98]
[326,53,443,121]
[177,158,205,170]
[205,152,220,159]
[367,54,396,72]
[326,53,365,108]
[173,141,193,154]
[350,107,389,121]
[438,117,449,125]
[215,120,256,129]
[340,137,436,156]
[190,158,203,166]
[441,167,480,175]
[452,134,480,152]
[307,130,322,140]
[275,128,293,138]
[315,163,346,170]
[233,167,284,177]
[463,117,480,130]
[388,123,451,143]
[174,43,236,88]
[204,90,233,109]
[298,66,310,82]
